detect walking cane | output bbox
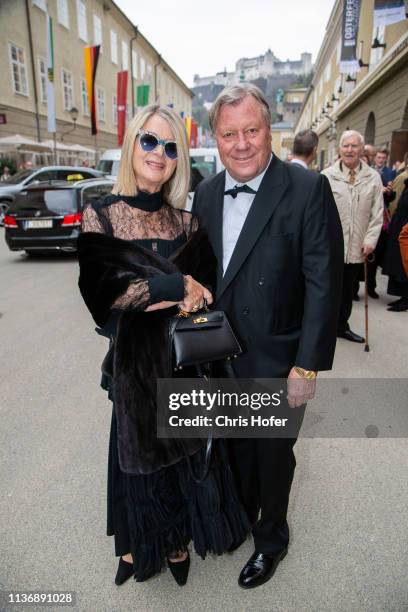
[363,256,370,352]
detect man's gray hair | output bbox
[339,130,365,147]
[209,84,271,133]
[293,129,318,157]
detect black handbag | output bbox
[169,307,243,370]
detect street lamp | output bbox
[61,106,79,141]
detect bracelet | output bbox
[294,366,317,380]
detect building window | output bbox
[324,61,331,83]
[126,104,130,127]
[112,94,117,127]
[370,25,385,70]
[140,57,146,80]
[76,0,87,43]
[81,79,89,116]
[132,50,138,78]
[9,42,28,96]
[32,0,46,10]
[93,14,102,51]
[365,112,376,145]
[122,41,128,70]
[57,0,69,28]
[38,58,47,103]
[96,87,105,122]
[147,64,152,83]
[110,30,118,64]
[61,68,74,110]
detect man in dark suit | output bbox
[192,84,344,589]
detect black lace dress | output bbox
[82,191,249,581]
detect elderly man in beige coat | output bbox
[322,130,383,342]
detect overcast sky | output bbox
[115,0,335,87]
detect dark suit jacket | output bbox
[192,155,344,378]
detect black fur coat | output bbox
[78,230,216,475]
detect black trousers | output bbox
[367,230,388,292]
[338,263,361,333]
[228,436,300,555]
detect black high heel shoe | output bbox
[115,557,135,585]
[167,551,190,586]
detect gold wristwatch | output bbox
[294,366,317,380]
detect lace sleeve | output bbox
[181,211,198,237]
[112,279,151,310]
[82,205,104,233]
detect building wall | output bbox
[0,0,192,158]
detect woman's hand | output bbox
[144,276,213,313]
[145,300,179,312]
[179,275,213,312]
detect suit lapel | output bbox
[217,156,289,301]
[206,171,225,291]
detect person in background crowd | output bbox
[366,147,396,298]
[383,178,408,311]
[393,160,401,173]
[322,130,383,343]
[361,153,370,166]
[24,160,33,170]
[390,153,408,217]
[81,159,90,167]
[290,129,318,170]
[399,223,408,277]
[0,165,11,181]
[363,144,376,166]
[286,151,294,162]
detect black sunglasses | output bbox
[137,130,178,159]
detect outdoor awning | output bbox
[0,134,52,152]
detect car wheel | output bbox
[0,201,10,226]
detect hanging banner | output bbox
[339,0,362,74]
[374,0,406,27]
[83,45,100,135]
[46,15,56,133]
[117,71,128,146]
[136,84,150,107]
[184,116,192,144]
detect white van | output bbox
[97,147,223,210]
[96,149,121,179]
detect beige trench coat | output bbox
[322,160,383,264]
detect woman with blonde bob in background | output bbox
[78,105,249,587]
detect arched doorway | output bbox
[365,112,376,144]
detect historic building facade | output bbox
[295,0,408,168]
[0,0,193,162]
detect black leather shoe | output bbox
[388,298,403,307]
[387,299,408,312]
[368,290,379,299]
[168,552,190,586]
[238,549,287,589]
[115,557,135,585]
[337,330,365,343]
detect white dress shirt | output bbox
[222,155,273,275]
[290,158,308,169]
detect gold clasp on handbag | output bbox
[193,316,208,324]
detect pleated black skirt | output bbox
[107,408,250,581]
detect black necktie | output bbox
[224,184,257,199]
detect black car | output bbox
[4,177,114,254]
[0,165,105,224]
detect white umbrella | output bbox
[0,134,52,152]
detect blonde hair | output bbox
[113,104,190,209]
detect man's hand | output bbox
[178,275,213,312]
[383,182,393,195]
[287,367,316,408]
[362,244,375,257]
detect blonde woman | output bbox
[78,105,248,587]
